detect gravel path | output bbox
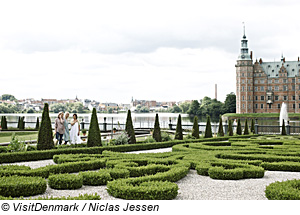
[1,148,300,200]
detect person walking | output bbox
[55,112,65,145]
[70,113,81,144]
[63,112,70,144]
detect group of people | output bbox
[54,112,81,145]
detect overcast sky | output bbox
[1,0,300,104]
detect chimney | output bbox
[259,58,263,64]
[250,51,253,60]
[215,84,217,100]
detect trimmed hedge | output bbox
[0,193,102,200]
[265,179,300,200]
[48,174,83,190]
[261,161,300,172]
[80,170,112,186]
[0,176,47,197]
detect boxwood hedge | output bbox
[48,174,83,190]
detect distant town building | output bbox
[236,26,300,113]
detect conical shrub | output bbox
[251,118,255,133]
[125,110,136,144]
[244,119,249,135]
[217,115,224,137]
[175,114,183,140]
[204,115,213,138]
[228,119,233,136]
[152,113,162,142]
[37,103,54,150]
[281,119,286,135]
[17,116,21,129]
[3,116,7,130]
[236,119,242,135]
[192,116,200,139]
[19,117,25,130]
[0,116,5,130]
[35,117,40,130]
[87,108,102,147]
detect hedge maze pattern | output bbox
[1,135,300,199]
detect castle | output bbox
[236,26,300,113]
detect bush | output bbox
[282,119,286,135]
[80,170,112,186]
[8,133,27,152]
[261,162,300,172]
[204,115,212,138]
[37,103,54,150]
[114,132,129,145]
[236,119,242,135]
[153,113,162,142]
[228,119,233,136]
[251,118,255,133]
[265,179,300,200]
[125,110,136,144]
[244,119,249,135]
[108,168,130,180]
[144,136,156,143]
[87,108,102,147]
[192,116,200,139]
[35,117,40,130]
[161,132,172,142]
[48,174,83,190]
[107,180,178,200]
[0,176,46,197]
[175,114,183,140]
[217,115,224,137]
[208,166,244,180]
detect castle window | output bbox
[255,104,258,109]
[261,86,264,91]
[242,96,245,101]
[261,104,264,109]
[242,80,245,83]
[268,86,272,91]
[293,104,296,109]
[242,104,245,108]
[275,95,279,100]
[261,96,265,101]
[282,69,284,72]
[275,79,279,83]
[292,78,296,83]
[293,96,296,100]
[275,86,279,91]
[242,86,245,91]
[284,96,288,100]
[278,104,280,109]
[255,80,258,84]
[292,85,295,90]
[260,79,265,84]
[283,79,287,83]
[283,85,287,91]
[268,80,272,84]
[255,96,258,101]
[254,86,258,92]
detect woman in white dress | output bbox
[70,114,81,144]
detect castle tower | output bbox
[236,24,254,113]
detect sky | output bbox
[1,0,300,104]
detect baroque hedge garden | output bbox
[1,134,300,200]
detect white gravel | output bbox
[1,148,300,200]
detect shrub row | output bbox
[107,163,189,200]
[48,174,83,190]
[265,179,300,200]
[261,161,300,172]
[0,193,102,200]
[195,161,264,180]
[0,176,47,197]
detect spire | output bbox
[243,22,246,39]
[238,22,251,60]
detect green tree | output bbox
[35,117,40,130]
[251,118,255,133]
[175,114,183,140]
[37,103,54,150]
[125,110,136,144]
[187,100,200,118]
[228,119,233,136]
[191,116,200,139]
[87,108,102,147]
[17,117,21,129]
[152,113,162,142]
[217,115,224,137]
[1,94,16,101]
[27,109,35,113]
[223,92,236,113]
[19,117,25,130]
[0,116,7,130]
[170,105,182,113]
[204,115,213,138]
[236,119,242,135]
[281,119,286,135]
[179,102,191,113]
[244,119,249,135]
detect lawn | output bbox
[0,131,38,143]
